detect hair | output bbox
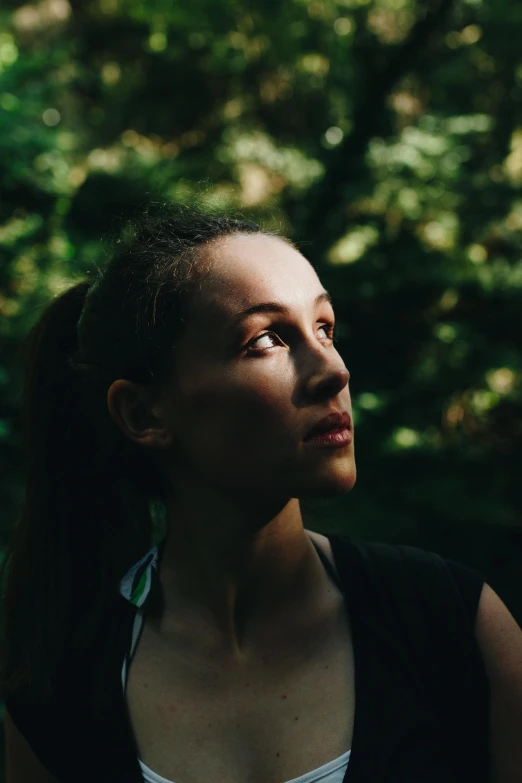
[0,200,289,706]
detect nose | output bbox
[309,365,350,402]
[302,344,350,397]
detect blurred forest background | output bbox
[1,0,522,758]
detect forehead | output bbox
[194,233,322,323]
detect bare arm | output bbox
[475,583,522,783]
[5,707,61,783]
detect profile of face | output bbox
[153,232,355,505]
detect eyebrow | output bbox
[231,291,333,327]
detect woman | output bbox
[2,203,521,783]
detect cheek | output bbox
[176,366,291,459]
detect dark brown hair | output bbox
[0,201,285,706]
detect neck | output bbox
[153,495,333,662]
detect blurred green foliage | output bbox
[1,0,522,652]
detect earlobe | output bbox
[147,428,174,450]
[116,421,173,451]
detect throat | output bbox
[147,571,345,677]
[151,531,342,666]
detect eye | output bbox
[245,322,336,354]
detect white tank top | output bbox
[119,545,351,783]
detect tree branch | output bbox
[300,0,458,251]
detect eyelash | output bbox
[245,322,337,354]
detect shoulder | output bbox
[474,583,522,782]
[474,582,522,655]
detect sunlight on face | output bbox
[164,233,355,500]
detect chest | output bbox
[124,609,355,783]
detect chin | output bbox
[300,466,357,499]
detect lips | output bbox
[304,410,351,440]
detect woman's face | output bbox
[162,232,355,501]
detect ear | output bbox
[106,379,173,450]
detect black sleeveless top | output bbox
[5,533,490,782]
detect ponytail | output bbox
[0,281,153,705]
